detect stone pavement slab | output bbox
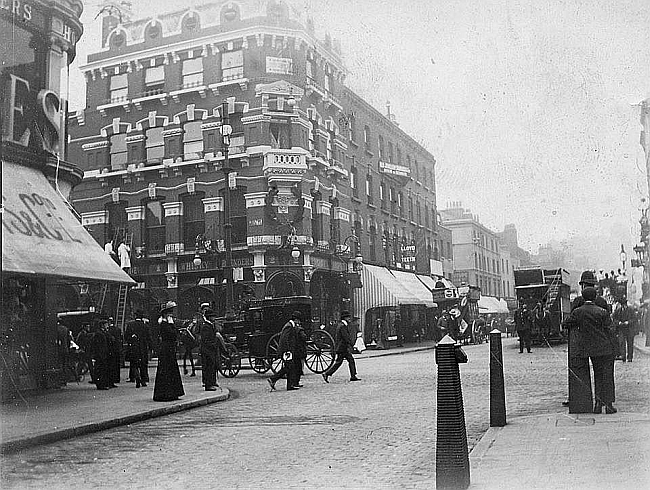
[0,367,229,453]
[470,412,650,490]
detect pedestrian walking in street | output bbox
[515,304,532,353]
[201,309,226,391]
[153,302,185,402]
[565,287,617,414]
[268,311,305,391]
[322,311,361,383]
[612,298,637,362]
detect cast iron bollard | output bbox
[435,334,470,490]
[567,325,593,413]
[489,329,506,427]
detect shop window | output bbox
[109,73,128,102]
[144,200,165,254]
[145,127,164,164]
[182,193,205,250]
[183,121,203,159]
[182,58,203,88]
[109,133,127,170]
[221,50,243,81]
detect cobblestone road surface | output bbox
[2,338,649,489]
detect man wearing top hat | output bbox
[322,310,361,383]
[201,309,225,391]
[267,310,305,391]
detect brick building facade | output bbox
[68,1,441,329]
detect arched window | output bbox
[363,125,371,150]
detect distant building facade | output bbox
[441,203,516,300]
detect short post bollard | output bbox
[567,326,592,413]
[435,334,470,490]
[489,329,506,427]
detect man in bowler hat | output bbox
[322,310,361,383]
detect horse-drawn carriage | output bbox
[215,296,336,378]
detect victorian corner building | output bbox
[1,1,133,396]
[67,1,451,341]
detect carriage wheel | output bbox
[218,343,241,378]
[249,353,270,374]
[265,333,283,374]
[305,330,335,374]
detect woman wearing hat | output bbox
[153,301,185,402]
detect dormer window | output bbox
[183,13,199,32]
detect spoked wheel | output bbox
[305,330,335,374]
[218,343,241,378]
[265,333,283,374]
[249,353,270,374]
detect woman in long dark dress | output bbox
[153,302,185,402]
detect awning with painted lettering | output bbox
[2,161,135,284]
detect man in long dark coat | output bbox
[322,310,361,383]
[200,310,223,391]
[91,319,111,390]
[565,287,617,414]
[267,311,303,391]
[125,311,150,387]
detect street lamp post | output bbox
[220,101,235,319]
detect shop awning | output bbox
[390,270,437,307]
[357,264,422,308]
[478,295,508,314]
[2,162,134,284]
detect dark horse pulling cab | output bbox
[216,296,335,378]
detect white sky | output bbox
[70,0,650,264]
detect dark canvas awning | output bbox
[2,162,134,284]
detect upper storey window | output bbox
[109,133,127,170]
[110,74,128,102]
[145,65,164,93]
[222,50,243,81]
[363,125,371,151]
[182,58,203,88]
[306,58,314,79]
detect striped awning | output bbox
[390,270,437,307]
[356,264,421,310]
